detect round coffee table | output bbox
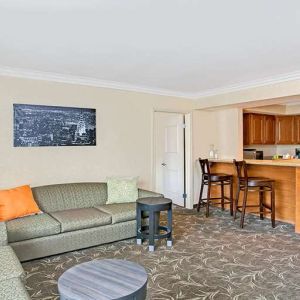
[58,259,148,300]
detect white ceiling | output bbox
[0,0,300,98]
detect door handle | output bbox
[161,163,167,166]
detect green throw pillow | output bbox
[106,177,138,204]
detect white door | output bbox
[154,112,185,206]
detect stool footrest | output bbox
[236,204,272,210]
[200,197,232,202]
[236,207,272,213]
[236,210,272,215]
[204,181,232,186]
[199,199,232,206]
[138,225,171,240]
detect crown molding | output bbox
[1,66,300,101]
[193,70,300,99]
[0,66,194,99]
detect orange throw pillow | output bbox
[0,185,41,221]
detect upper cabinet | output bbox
[264,115,276,144]
[244,113,275,145]
[250,114,265,144]
[275,116,295,144]
[294,116,300,144]
[244,113,300,145]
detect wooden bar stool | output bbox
[233,160,275,228]
[197,158,233,217]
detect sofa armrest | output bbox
[138,189,164,199]
[0,222,8,246]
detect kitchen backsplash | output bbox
[244,145,300,157]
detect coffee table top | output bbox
[58,259,148,300]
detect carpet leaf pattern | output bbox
[23,208,300,299]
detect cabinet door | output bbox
[276,116,295,144]
[264,115,275,144]
[294,116,300,144]
[250,114,264,144]
[243,114,250,145]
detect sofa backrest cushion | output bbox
[32,183,107,212]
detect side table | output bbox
[136,197,172,251]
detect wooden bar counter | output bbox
[209,159,300,233]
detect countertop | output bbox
[209,158,300,167]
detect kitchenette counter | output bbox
[208,159,300,233]
[210,158,300,167]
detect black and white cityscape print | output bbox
[14,104,96,147]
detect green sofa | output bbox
[0,182,162,299]
[0,225,31,299]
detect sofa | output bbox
[0,182,162,300]
[0,231,31,299]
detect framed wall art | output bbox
[13,104,96,147]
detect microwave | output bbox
[243,149,263,160]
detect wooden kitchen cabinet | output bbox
[250,114,265,144]
[294,115,300,144]
[243,113,275,145]
[264,115,276,144]
[244,113,300,145]
[243,114,251,145]
[276,116,295,144]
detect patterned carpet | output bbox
[23,207,300,300]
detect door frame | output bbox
[152,110,193,209]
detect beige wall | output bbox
[244,103,300,115]
[192,110,217,204]
[215,108,243,159]
[0,76,197,190]
[244,105,287,115]
[285,104,300,114]
[192,108,243,161]
[191,108,243,204]
[3,74,296,207]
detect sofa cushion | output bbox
[50,208,111,233]
[0,278,30,300]
[6,213,61,243]
[0,246,24,282]
[96,202,136,224]
[32,183,108,212]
